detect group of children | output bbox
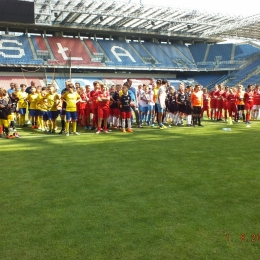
[0,79,259,139]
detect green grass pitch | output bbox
[1,120,260,260]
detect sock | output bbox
[22,115,25,125]
[193,116,197,125]
[49,121,53,130]
[0,125,2,135]
[246,113,250,122]
[198,117,201,125]
[122,119,126,129]
[72,121,77,132]
[66,121,70,132]
[61,119,65,130]
[127,118,131,129]
[187,115,192,125]
[53,120,57,131]
[4,127,9,135]
[219,110,222,119]
[215,110,219,119]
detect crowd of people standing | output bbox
[0,78,259,138]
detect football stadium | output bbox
[1,0,260,259]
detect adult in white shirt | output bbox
[156,79,167,128]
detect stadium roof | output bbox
[15,0,260,42]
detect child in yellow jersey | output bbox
[36,87,49,131]
[26,86,39,129]
[62,83,80,136]
[17,84,28,127]
[46,86,60,133]
[0,88,14,138]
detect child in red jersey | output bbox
[201,88,210,119]
[84,85,92,130]
[222,86,230,121]
[209,85,218,120]
[227,87,238,121]
[78,87,86,127]
[253,85,260,120]
[215,85,224,121]
[90,81,100,130]
[96,83,110,134]
[244,84,254,124]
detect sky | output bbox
[140,0,259,17]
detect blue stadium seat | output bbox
[142,42,177,67]
[206,44,233,62]
[97,40,148,67]
[234,44,260,60]
[0,35,43,65]
[227,57,260,86]
[189,44,208,63]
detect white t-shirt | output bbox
[148,90,155,105]
[156,85,166,105]
[139,91,149,107]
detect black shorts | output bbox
[168,104,176,113]
[178,104,186,113]
[237,105,245,111]
[186,104,192,115]
[192,106,202,114]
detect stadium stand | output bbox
[0,35,43,65]
[97,40,148,67]
[0,76,44,89]
[47,37,101,66]
[189,44,208,63]
[84,39,103,55]
[234,44,260,60]
[206,44,233,62]
[130,42,152,59]
[173,44,197,69]
[226,57,260,85]
[157,44,192,69]
[142,42,178,68]
[31,35,48,52]
[193,74,224,87]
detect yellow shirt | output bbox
[17,91,28,109]
[37,95,49,111]
[47,93,60,111]
[119,90,123,97]
[62,92,80,112]
[27,93,38,109]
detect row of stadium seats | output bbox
[189,43,260,64]
[226,57,260,86]
[0,35,260,71]
[0,35,43,65]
